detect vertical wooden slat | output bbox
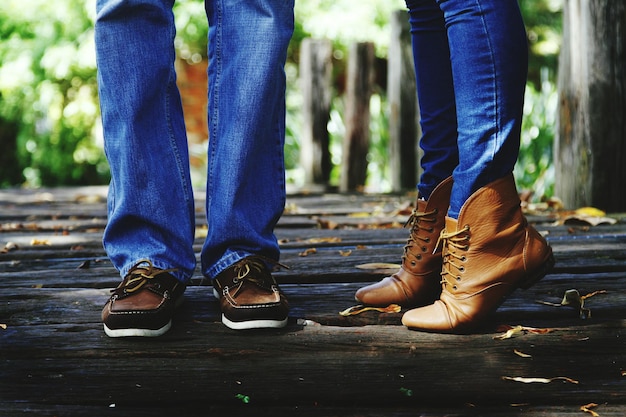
[340,42,376,192]
[299,38,333,186]
[387,10,420,192]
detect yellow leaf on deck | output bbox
[575,207,606,217]
[30,239,51,246]
[298,248,317,257]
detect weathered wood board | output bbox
[1,187,625,416]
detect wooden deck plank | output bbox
[1,187,626,415]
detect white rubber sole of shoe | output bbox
[222,315,288,330]
[103,321,172,338]
[214,289,288,330]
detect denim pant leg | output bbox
[201,0,295,279]
[406,0,459,200]
[438,0,528,217]
[95,0,196,282]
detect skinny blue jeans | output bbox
[95,0,294,283]
[406,0,528,218]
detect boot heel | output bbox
[519,251,555,290]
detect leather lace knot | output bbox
[402,208,438,263]
[437,225,470,290]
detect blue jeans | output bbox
[95,0,294,283]
[406,0,528,218]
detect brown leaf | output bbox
[316,218,339,230]
[298,248,317,257]
[338,250,352,257]
[339,304,401,316]
[580,403,600,417]
[494,325,552,340]
[307,237,342,244]
[0,241,19,254]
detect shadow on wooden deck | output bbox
[1,187,625,416]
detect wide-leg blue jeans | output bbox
[95,0,294,283]
[405,0,528,218]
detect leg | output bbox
[202,0,294,329]
[406,0,459,199]
[96,0,196,281]
[402,0,553,333]
[201,0,294,277]
[96,0,195,337]
[354,0,456,307]
[439,0,528,218]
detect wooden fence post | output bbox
[299,38,333,186]
[556,1,626,211]
[388,9,420,192]
[340,42,376,192]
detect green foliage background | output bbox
[0,0,562,196]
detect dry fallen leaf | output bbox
[307,237,342,244]
[316,218,339,230]
[513,349,532,358]
[339,304,401,316]
[537,289,607,319]
[494,325,552,340]
[502,376,579,384]
[339,250,352,257]
[0,324,7,330]
[298,248,317,257]
[580,403,600,417]
[30,239,51,246]
[557,207,617,226]
[0,242,19,254]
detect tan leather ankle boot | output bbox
[354,177,453,307]
[402,174,554,333]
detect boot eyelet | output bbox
[456,276,461,281]
[424,237,431,243]
[416,255,422,261]
[461,256,467,262]
[411,260,417,266]
[421,246,427,252]
[452,285,458,291]
[459,266,465,272]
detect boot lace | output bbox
[114,260,178,295]
[402,207,438,264]
[437,225,470,291]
